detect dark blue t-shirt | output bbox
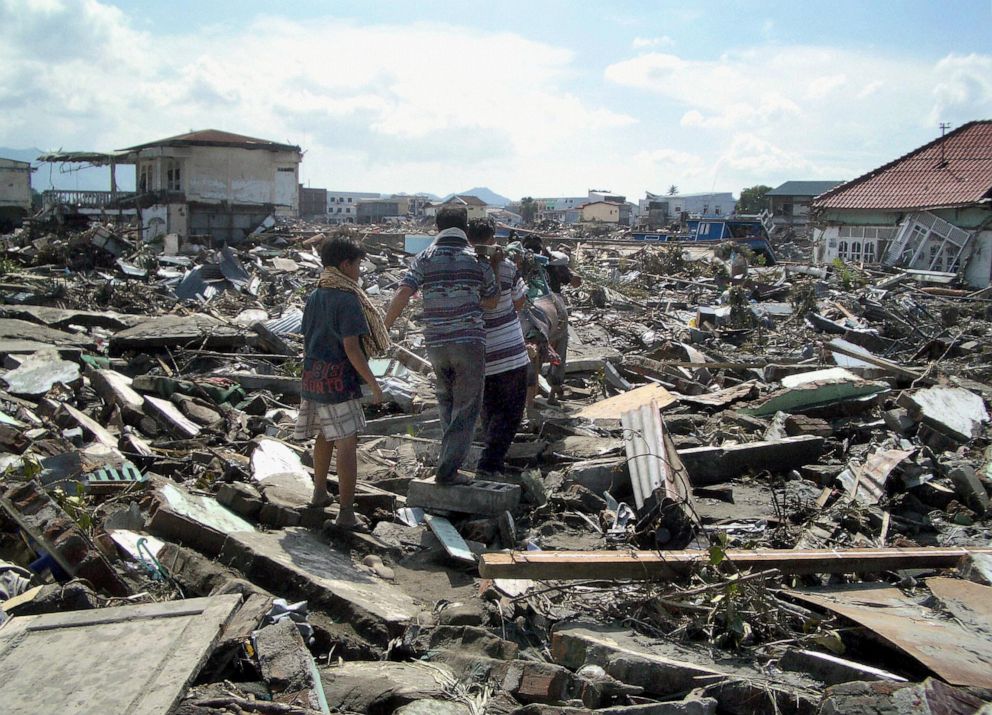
[300,288,370,404]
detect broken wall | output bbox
[135,145,300,215]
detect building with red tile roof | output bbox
[811,121,992,288]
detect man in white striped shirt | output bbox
[467,218,530,476]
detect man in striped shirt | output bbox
[384,207,499,485]
[467,218,530,477]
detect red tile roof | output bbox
[815,120,992,211]
[122,129,300,153]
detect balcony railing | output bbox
[42,190,139,211]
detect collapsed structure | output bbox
[813,120,992,288]
[1,125,992,714]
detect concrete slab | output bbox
[109,313,245,353]
[1,349,80,396]
[144,395,201,439]
[149,483,255,555]
[900,385,989,443]
[0,594,240,715]
[407,478,521,516]
[220,528,418,634]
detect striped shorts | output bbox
[293,398,366,441]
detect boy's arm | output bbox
[343,335,383,404]
[480,260,499,310]
[384,285,415,329]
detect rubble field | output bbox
[1,217,992,715]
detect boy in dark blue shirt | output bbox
[294,237,389,530]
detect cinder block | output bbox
[407,478,521,516]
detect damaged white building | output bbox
[39,130,302,245]
[812,120,992,288]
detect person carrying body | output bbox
[294,236,388,531]
[384,207,499,485]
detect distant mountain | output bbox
[443,187,512,207]
[0,146,135,192]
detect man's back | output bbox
[400,227,496,346]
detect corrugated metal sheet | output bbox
[264,308,303,336]
[816,121,992,210]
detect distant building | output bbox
[38,129,302,244]
[299,185,328,219]
[327,191,381,224]
[766,180,843,231]
[636,191,735,227]
[429,194,488,221]
[0,158,32,230]
[812,120,992,288]
[580,200,620,224]
[356,196,413,224]
[536,190,631,225]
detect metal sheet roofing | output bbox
[767,180,845,197]
[815,121,992,211]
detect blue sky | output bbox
[2,0,990,199]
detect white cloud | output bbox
[605,44,992,190]
[0,1,636,196]
[632,36,674,49]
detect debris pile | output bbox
[1,218,991,714]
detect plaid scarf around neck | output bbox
[317,266,391,357]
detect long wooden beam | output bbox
[478,547,992,580]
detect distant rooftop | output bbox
[122,129,301,153]
[767,180,844,197]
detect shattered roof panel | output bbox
[767,181,845,197]
[815,120,992,210]
[121,129,301,153]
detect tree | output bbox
[520,196,537,224]
[737,185,772,214]
[667,184,679,196]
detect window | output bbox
[864,241,877,262]
[715,206,721,215]
[166,160,181,191]
[851,241,862,261]
[839,240,849,258]
[138,163,151,192]
[347,197,352,203]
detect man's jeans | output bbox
[427,342,486,483]
[479,364,528,473]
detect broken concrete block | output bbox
[254,619,316,699]
[143,395,201,439]
[149,483,255,556]
[1,349,80,396]
[0,479,129,597]
[88,368,145,423]
[109,313,245,353]
[216,482,264,518]
[219,528,418,642]
[551,624,816,715]
[677,435,825,485]
[394,701,471,715]
[819,677,983,715]
[898,385,989,443]
[947,465,989,513]
[318,660,454,713]
[778,648,906,685]
[0,595,241,715]
[882,408,916,434]
[407,478,521,516]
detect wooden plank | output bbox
[577,383,676,420]
[477,546,992,580]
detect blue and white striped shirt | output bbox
[483,259,529,376]
[400,228,498,347]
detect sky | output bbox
[2,0,991,200]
